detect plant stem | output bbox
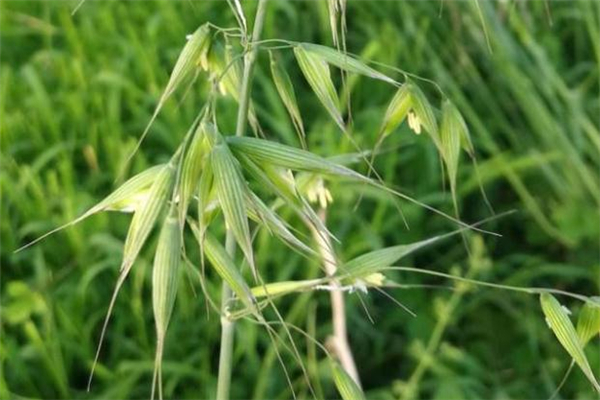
[216,235,236,400]
[236,0,268,137]
[217,1,268,399]
[311,209,361,387]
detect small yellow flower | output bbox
[306,177,333,208]
[407,110,422,135]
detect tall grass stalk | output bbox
[217,1,268,399]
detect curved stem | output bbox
[217,1,269,399]
[310,209,361,387]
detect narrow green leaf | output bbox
[331,361,365,400]
[577,298,600,346]
[210,144,256,278]
[269,51,306,147]
[294,45,344,130]
[540,293,600,392]
[299,43,396,85]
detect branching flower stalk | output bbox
[217,1,268,399]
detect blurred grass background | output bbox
[1,0,599,399]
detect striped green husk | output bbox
[576,298,600,346]
[210,144,256,278]
[331,361,365,400]
[14,164,166,253]
[234,150,335,243]
[339,236,441,281]
[380,84,412,136]
[440,100,463,204]
[152,210,181,339]
[294,45,344,130]
[196,160,214,243]
[408,82,440,149]
[100,165,166,212]
[269,51,306,147]
[540,293,600,392]
[227,136,359,179]
[200,230,255,311]
[179,123,208,224]
[121,163,175,273]
[250,279,324,299]
[151,208,181,400]
[162,23,210,101]
[298,42,396,85]
[245,191,315,256]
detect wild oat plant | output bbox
[17,1,600,399]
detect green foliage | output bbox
[2,1,599,399]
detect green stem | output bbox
[216,234,236,400]
[217,1,268,399]
[235,0,268,137]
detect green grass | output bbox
[2,1,599,399]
